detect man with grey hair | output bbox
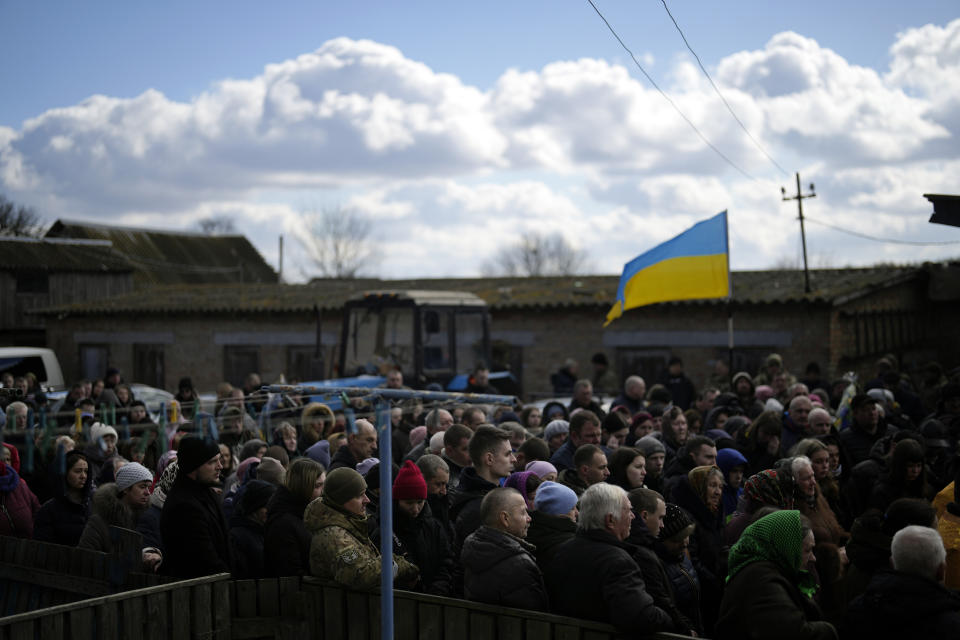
[612,376,647,415]
[416,454,454,545]
[543,483,674,635]
[845,525,960,636]
[404,408,453,462]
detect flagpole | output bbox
[724,211,734,376]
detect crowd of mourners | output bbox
[2,352,960,639]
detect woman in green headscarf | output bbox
[715,510,838,640]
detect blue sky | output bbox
[1,1,958,278]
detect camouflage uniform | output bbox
[305,497,418,591]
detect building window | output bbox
[134,344,165,389]
[79,344,110,382]
[287,346,320,383]
[16,272,49,294]
[224,346,260,388]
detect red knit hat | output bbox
[392,460,427,500]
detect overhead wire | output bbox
[804,216,960,246]
[584,0,758,182]
[659,0,789,177]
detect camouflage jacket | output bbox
[305,497,418,591]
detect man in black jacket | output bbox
[160,436,231,578]
[329,419,378,470]
[544,483,674,637]
[627,488,697,635]
[450,426,515,550]
[844,525,960,638]
[461,487,548,611]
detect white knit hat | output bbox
[90,422,118,445]
[115,462,153,492]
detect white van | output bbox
[0,347,66,391]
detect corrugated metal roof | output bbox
[0,236,134,273]
[45,219,278,286]
[33,266,921,316]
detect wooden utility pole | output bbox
[782,173,816,293]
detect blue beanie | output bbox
[534,481,579,516]
[305,440,331,470]
[716,447,748,476]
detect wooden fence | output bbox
[1,538,691,640]
[0,535,171,617]
[0,573,230,640]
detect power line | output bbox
[804,216,960,246]
[659,0,789,177]
[584,0,758,182]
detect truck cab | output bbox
[338,290,490,389]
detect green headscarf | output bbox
[726,509,818,597]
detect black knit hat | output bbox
[660,503,696,542]
[239,480,275,515]
[177,436,221,475]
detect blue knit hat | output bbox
[534,481,578,516]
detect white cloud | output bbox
[1,26,958,279]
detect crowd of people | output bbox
[2,353,960,639]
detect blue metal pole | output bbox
[263,384,517,407]
[375,395,393,640]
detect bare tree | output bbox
[482,231,588,277]
[299,205,375,278]
[0,194,43,237]
[195,215,236,234]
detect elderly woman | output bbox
[791,439,845,527]
[662,407,690,462]
[716,510,837,640]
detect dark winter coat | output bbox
[656,541,704,635]
[77,483,145,561]
[136,504,164,553]
[557,468,588,498]
[450,467,498,550]
[460,525,549,612]
[328,445,359,471]
[160,474,231,578]
[715,560,837,640]
[671,474,726,583]
[525,510,576,571]
[0,464,40,538]
[543,529,674,637]
[839,422,896,469]
[263,486,313,577]
[372,501,455,596]
[34,494,89,546]
[626,518,697,635]
[34,457,93,546]
[843,570,960,639]
[229,515,266,579]
[548,439,577,472]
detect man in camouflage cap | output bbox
[305,467,418,590]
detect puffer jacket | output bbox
[460,525,549,611]
[0,462,40,538]
[305,496,418,591]
[450,468,498,549]
[525,510,576,570]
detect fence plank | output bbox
[96,601,119,640]
[146,590,168,640]
[278,576,300,617]
[555,624,582,640]
[39,612,65,640]
[498,615,523,639]
[346,591,369,640]
[171,584,191,640]
[257,578,280,618]
[69,607,94,640]
[418,602,443,640]
[192,582,213,637]
[234,580,257,617]
[394,595,418,640]
[212,579,232,640]
[469,611,496,640]
[526,618,551,640]
[323,586,345,640]
[444,604,468,640]
[367,591,380,640]
[121,596,145,638]
[9,621,34,640]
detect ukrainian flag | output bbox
[605,210,729,326]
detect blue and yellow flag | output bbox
[605,210,729,326]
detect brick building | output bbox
[35,263,959,400]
